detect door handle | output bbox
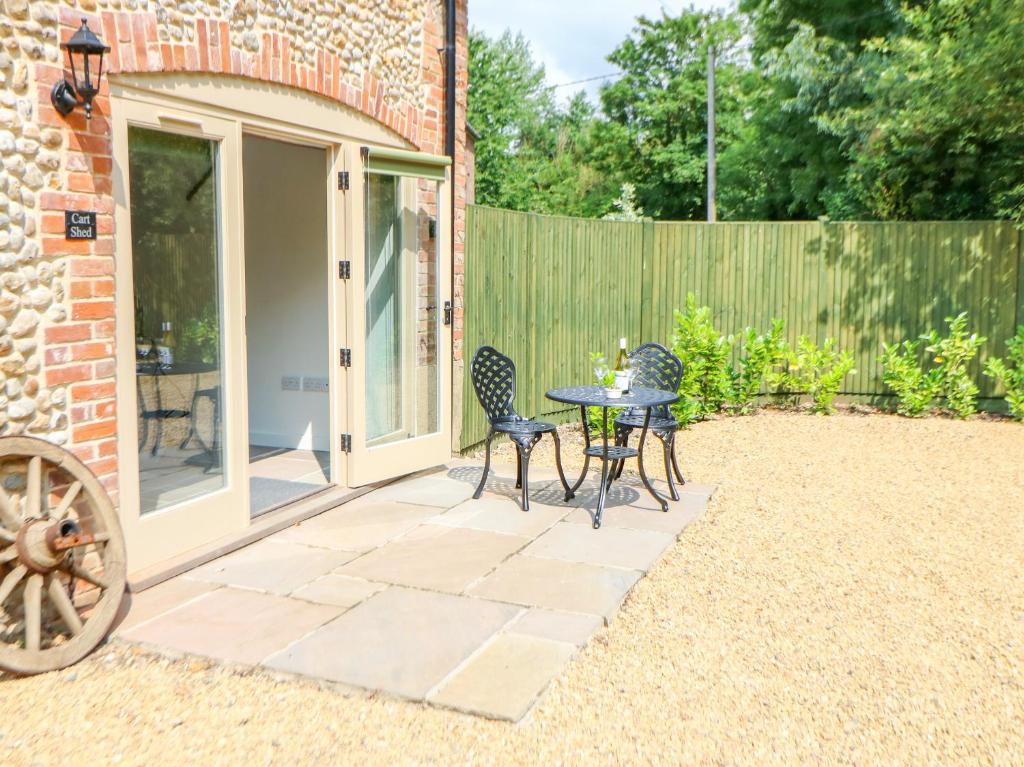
[443,300,453,326]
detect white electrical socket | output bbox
[302,376,329,393]
[281,375,301,391]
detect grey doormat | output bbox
[250,476,325,517]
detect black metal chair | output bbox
[470,346,571,511]
[612,342,685,500]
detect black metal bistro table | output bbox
[545,385,679,529]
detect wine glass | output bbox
[592,356,610,387]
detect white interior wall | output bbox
[243,136,330,451]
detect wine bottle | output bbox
[613,337,631,392]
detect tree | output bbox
[467,31,555,211]
[821,0,1024,221]
[599,10,748,220]
[726,0,901,219]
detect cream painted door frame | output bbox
[343,154,454,485]
[110,75,453,572]
[111,96,249,573]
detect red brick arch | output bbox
[65,6,441,151]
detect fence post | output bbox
[1017,228,1024,334]
[640,220,656,344]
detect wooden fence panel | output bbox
[462,208,1022,448]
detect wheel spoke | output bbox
[25,456,41,518]
[0,545,18,565]
[0,564,27,604]
[0,486,19,531]
[24,574,42,652]
[62,560,109,590]
[53,481,82,522]
[46,575,83,635]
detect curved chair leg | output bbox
[473,430,494,500]
[661,432,680,501]
[670,432,685,485]
[551,429,572,499]
[515,449,523,489]
[519,445,531,511]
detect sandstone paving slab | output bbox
[429,633,576,721]
[337,525,529,593]
[523,521,674,572]
[563,490,707,535]
[272,500,439,552]
[264,586,522,699]
[114,577,221,634]
[121,587,344,665]
[434,494,571,538]
[506,608,604,647]
[468,554,642,619]
[371,474,476,507]
[290,574,387,608]
[186,539,359,595]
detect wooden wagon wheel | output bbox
[0,436,126,675]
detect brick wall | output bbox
[0,0,468,501]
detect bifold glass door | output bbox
[346,150,452,484]
[364,172,441,445]
[113,99,248,572]
[128,127,226,514]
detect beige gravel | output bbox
[3,410,1023,766]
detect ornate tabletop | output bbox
[545,384,678,409]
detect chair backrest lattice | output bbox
[471,346,519,424]
[629,342,683,420]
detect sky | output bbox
[469,0,735,102]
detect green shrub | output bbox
[923,312,987,418]
[882,312,987,419]
[881,340,942,417]
[770,336,856,414]
[670,294,734,423]
[730,319,788,413]
[984,325,1024,421]
[586,351,618,435]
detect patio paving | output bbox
[115,461,713,721]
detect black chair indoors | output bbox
[612,342,686,500]
[471,346,571,511]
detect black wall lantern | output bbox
[51,19,110,120]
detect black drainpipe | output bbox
[444,0,457,443]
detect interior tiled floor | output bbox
[116,461,713,721]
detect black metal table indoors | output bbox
[545,385,679,529]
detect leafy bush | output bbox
[770,336,856,414]
[882,312,987,418]
[586,351,619,435]
[923,313,987,418]
[670,294,734,423]
[984,325,1024,421]
[730,319,788,413]
[881,340,942,417]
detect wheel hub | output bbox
[14,518,77,575]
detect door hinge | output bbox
[338,260,351,279]
[337,171,350,191]
[340,434,352,452]
[339,347,352,367]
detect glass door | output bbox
[112,99,248,572]
[345,148,452,484]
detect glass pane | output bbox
[129,127,225,514]
[364,172,440,446]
